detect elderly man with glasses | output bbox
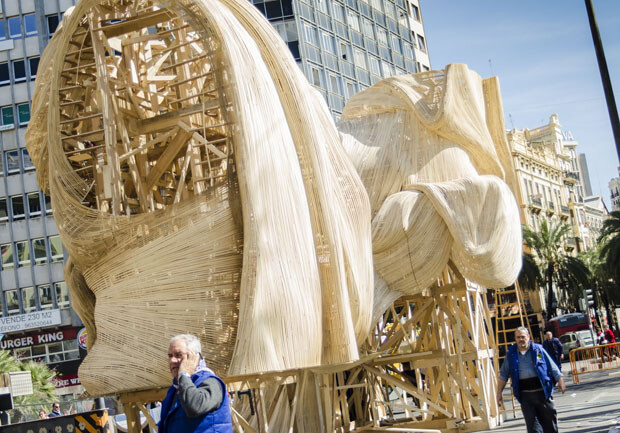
[158,334,232,433]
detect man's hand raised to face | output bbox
[178,351,199,377]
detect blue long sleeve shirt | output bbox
[499,344,563,383]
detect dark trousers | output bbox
[520,390,558,433]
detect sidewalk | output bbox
[480,369,620,433]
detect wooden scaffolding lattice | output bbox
[493,282,531,361]
[493,282,531,417]
[121,264,502,433]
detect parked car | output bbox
[560,330,595,358]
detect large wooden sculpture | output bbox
[26,0,522,431]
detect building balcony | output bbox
[547,201,555,215]
[563,170,580,184]
[559,204,570,219]
[529,195,543,213]
[564,237,577,252]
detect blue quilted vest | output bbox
[158,370,233,433]
[507,342,555,403]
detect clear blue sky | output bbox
[420,0,620,207]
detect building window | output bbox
[16,240,31,268]
[381,60,394,77]
[362,18,374,38]
[0,19,6,40]
[1,244,14,270]
[376,26,388,46]
[327,73,342,95]
[0,63,10,87]
[33,238,47,265]
[17,104,30,125]
[339,41,352,61]
[24,14,37,36]
[7,150,20,173]
[38,284,53,310]
[55,282,70,309]
[317,0,328,13]
[411,4,420,21]
[8,17,21,39]
[28,57,40,79]
[22,149,35,171]
[320,31,336,54]
[368,55,381,76]
[1,106,14,128]
[28,192,41,217]
[50,236,64,262]
[0,198,7,222]
[403,42,414,59]
[44,194,53,214]
[302,22,318,47]
[346,10,361,32]
[21,287,36,313]
[417,34,426,52]
[333,3,345,22]
[5,290,20,315]
[16,339,79,364]
[47,15,60,37]
[353,48,367,68]
[11,195,25,220]
[309,64,324,88]
[345,80,357,99]
[391,33,402,54]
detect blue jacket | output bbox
[158,370,232,433]
[506,342,556,403]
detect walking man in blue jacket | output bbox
[496,327,566,433]
[158,334,233,433]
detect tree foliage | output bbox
[0,350,57,421]
[599,210,620,286]
[522,220,590,317]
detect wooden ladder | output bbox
[494,281,532,418]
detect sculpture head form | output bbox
[27,0,374,395]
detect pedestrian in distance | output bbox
[38,409,47,419]
[542,331,564,369]
[48,403,61,418]
[497,326,566,433]
[604,324,616,343]
[158,334,233,433]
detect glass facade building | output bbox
[254,0,430,116]
[0,0,84,399]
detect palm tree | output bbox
[522,220,590,319]
[580,246,617,330]
[518,252,542,292]
[0,350,57,421]
[599,210,620,285]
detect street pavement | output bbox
[481,367,620,432]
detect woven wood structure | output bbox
[25,0,524,431]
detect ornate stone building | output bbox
[507,114,608,317]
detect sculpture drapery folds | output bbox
[26,0,521,397]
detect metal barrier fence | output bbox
[569,342,620,384]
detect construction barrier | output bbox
[569,342,620,384]
[0,409,109,433]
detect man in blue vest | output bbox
[158,334,233,433]
[496,327,565,433]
